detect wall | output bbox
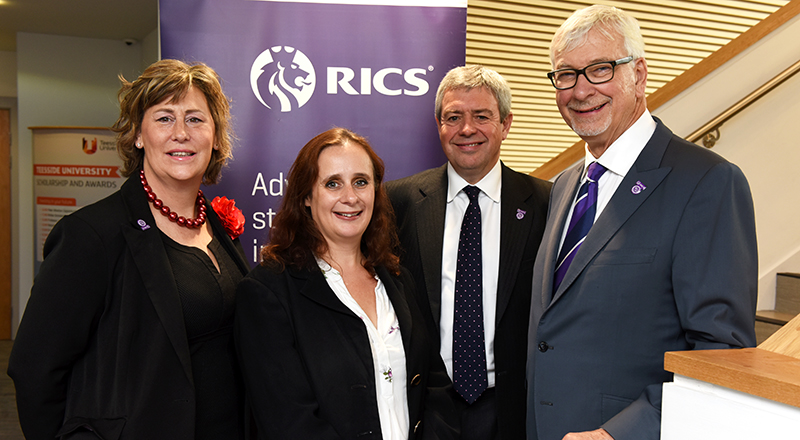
[655,13,800,311]
[2,13,799,329]
[10,31,157,335]
[0,51,16,97]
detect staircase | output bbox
[755,272,800,344]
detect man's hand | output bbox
[563,428,614,440]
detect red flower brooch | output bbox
[211,196,245,240]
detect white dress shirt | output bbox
[558,110,657,255]
[440,160,501,388]
[317,257,409,440]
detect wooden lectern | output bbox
[661,314,800,438]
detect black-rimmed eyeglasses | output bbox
[547,56,634,90]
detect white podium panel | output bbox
[662,375,800,439]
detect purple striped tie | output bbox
[553,162,607,292]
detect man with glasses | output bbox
[387,65,551,440]
[526,5,757,440]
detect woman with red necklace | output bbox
[9,59,249,440]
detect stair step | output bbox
[755,310,796,326]
[777,272,800,316]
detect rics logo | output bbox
[250,46,316,113]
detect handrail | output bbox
[531,0,800,181]
[688,58,800,148]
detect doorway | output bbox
[0,109,10,339]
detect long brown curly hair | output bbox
[261,128,400,276]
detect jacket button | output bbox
[411,374,421,386]
[414,420,421,433]
[538,341,550,352]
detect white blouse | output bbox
[316,257,410,440]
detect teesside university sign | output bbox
[161,0,467,265]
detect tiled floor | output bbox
[0,340,24,439]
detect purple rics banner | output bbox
[160,0,466,266]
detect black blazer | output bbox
[8,177,250,440]
[234,261,459,440]
[386,162,551,439]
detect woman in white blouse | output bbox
[235,128,459,440]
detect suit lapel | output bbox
[293,265,356,317]
[206,203,251,276]
[496,165,534,323]
[379,266,413,347]
[551,121,674,304]
[414,166,447,326]
[118,178,194,384]
[295,265,379,374]
[541,164,582,306]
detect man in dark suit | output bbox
[387,65,551,440]
[526,5,757,440]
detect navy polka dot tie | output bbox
[453,185,488,404]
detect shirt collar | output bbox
[315,256,336,274]
[446,160,502,203]
[582,109,656,179]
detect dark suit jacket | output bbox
[8,177,250,440]
[386,162,552,439]
[526,119,758,440]
[234,261,459,440]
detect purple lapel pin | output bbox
[137,219,150,230]
[516,208,526,220]
[631,181,647,195]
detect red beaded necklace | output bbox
[139,169,207,228]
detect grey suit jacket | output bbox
[387,162,551,440]
[526,119,757,440]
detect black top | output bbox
[8,177,251,440]
[162,232,244,440]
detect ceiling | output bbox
[0,0,157,52]
[0,0,790,173]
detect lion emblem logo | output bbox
[250,46,316,112]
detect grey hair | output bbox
[434,65,512,122]
[550,5,646,67]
